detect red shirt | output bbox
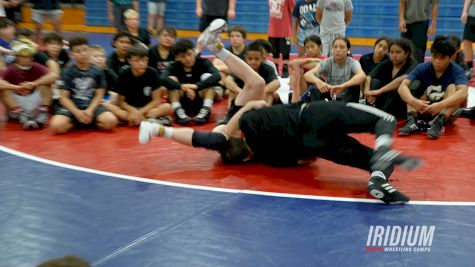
[268,0,295,38]
[2,62,49,95]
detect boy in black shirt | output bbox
[148,25,176,74]
[38,32,70,69]
[50,36,118,134]
[111,47,172,125]
[160,39,220,124]
[107,32,135,76]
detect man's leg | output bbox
[406,21,429,63]
[194,88,216,124]
[198,19,265,123]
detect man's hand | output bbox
[365,90,381,105]
[227,9,236,20]
[317,82,331,93]
[462,12,468,24]
[399,19,407,33]
[410,99,430,113]
[423,102,445,116]
[75,110,92,124]
[196,7,202,17]
[427,24,436,36]
[19,81,37,90]
[128,109,143,125]
[330,84,346,96]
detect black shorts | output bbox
[55,104,109,127]
[464,16,475,41]
[268,37,291,58]
[199,15,227,32]
[180,95,203,116]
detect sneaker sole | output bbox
[207,19,226,34]
[369,188,385,199]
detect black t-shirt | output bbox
[103,68,118,95]
[127,27,151,48]
[359,53,388,74]
[148,44,175,74]
[226,45,247,60]
[107,52,130,76]
[116,67,161,108]
[203,0,229,16]
[32,0,59,10]
[37,49,70,69]
[34,52,49,66]
[368,58,417,86]
[59,64,106,108]
[232,63,277,88]
[240,103,302,167]
[160,57,220,90]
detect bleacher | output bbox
[85,0,464,38]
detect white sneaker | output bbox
[139,121,156,144]
[197,19,226,52]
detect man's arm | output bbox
[428,0,439,35]
[228,0,236,20]
[160,66,183,90]
[303,64,325,88]
[399,0,407,32]
[344,10,352,25]
[223,100,269,138]
[59,90,81,115]
[32,60,60,87]
[438,84,468,108]
[0,79,21,91]
[86,88,106,113]
[138,89,161,114]
[132,0,139,11]
[224,76,242,94]
[196,0,202,17]
[264,79,281,94]
[316,7,323,24]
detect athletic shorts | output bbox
[464,16,475,41]
[268,37,291,58]
[32,9,62,24]
[13,89,42,113]
[298,27,320,46]
[148,2,166,16]
[55,104,109,127]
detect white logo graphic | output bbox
[72,77,96,100]
[143,86,152,96]
[426,85,445,102]
[269,0,284,19]
[366,225,435,252]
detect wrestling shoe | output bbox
[174,107,191,125]
[193,106,211,124]
[197,19,226,52]
[139,121,162,144]
[398,117,419,136]
[33,105,49,128]
[368,176,410,204]
[427,115,445,139]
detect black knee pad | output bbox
[192,131,228,151]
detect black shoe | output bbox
[398,118,419,136]
[281,65,289,78]
[427,115,444,139]
[193,106,211,124]
[460,107,474,119]
[368,176,410,204]
[174,107,191,125]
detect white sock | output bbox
[171,102,181,110]
[163,127,173,138]
[371,171,387,180]
[215,48,230,61]
[375,134,392,151]
[203,98,213,108]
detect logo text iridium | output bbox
[366,225,435,252]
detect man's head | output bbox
[157,25,177,49]
[69,36,90,64]
[89,45,106,68]
[245,41,265,71]
[303,35,322,57]
[0,19,15,42]
[127,46,149,75]
[43,32,64,58]
[448,35,462,52]
[124,9,140,30]
[254,39,272,57]
[228,25,247,49]
[373,37,389,59]
[112,32,135,55]
[12,39,37,70]
[220,137,252,164]
[171,39,196,68]
[430,36,457,73]
[389,38,413,66]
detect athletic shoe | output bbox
[368,176,410,204]
[34,106,49,128]
[281,64,289,78]
[398,117,419,136]
[460,107,474,119]
[139,121,159,144]
[9,107,24,120]
[174,107,191,125]
[150,116,173,126]
[197,19,226,52]
[371,149,423,172]
[192,106,211,124]
[427,115,444,139]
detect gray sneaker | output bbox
[197,19,227,52]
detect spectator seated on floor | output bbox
[359,37,389,75]
[398,36,468,140]
[148,25,177,75]
[160,39,220,125]
[107,31,135,77]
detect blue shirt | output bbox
[407,61,467,102]
[292,0,319,31]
